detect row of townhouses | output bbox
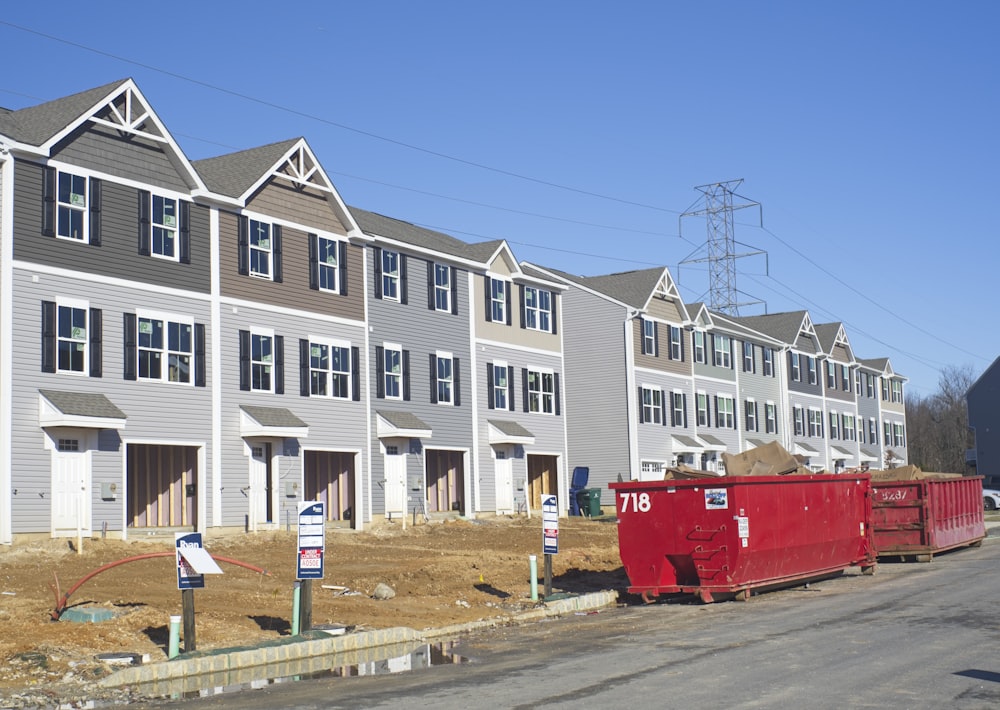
[0,79,908,543]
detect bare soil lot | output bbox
[0,516,624,695]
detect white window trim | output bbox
[641,384,663,425]
[247,326,276,393]
[151,193,180,262]
[317,235,341,293]
[56,296,90,376]
[434,263,451,312]
[56,169,89,243]
[136,308,196,386]
[383,341,403,400]
[435,349,455,405]
[717,394,735,429]
[491,359,509,410]
[527,366,556,415]
[696,390,709,426]
[308,335,352,400]
[248,218,273,280]
[381,249,401,302]
[489,276,508,323]
[693,331,706,364]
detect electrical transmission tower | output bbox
[679,179,766,316]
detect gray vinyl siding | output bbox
[10,268,213,534]
[787,392,828,468]
[477,344,566,513]
[636,370,691,469]
[559,289,630,491]
[735,345,783,444]
[13,162,210,291]
[694,379,740,455]
[51,124,190,192]
[219,305,368,528]
[787,351,823,396]
[367,250,472,516]
[218,211,365,320]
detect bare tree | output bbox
[905,364,977,473]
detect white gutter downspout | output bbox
[623,309,640,480]
[0,145,13,544]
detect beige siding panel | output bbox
[632,318,689,376]
[247,181,349,235]
[218,211,365,321]
[646,295,683,323]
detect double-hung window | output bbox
[807,357,817,385]
[318,236,340,292]
[893,423,905,447]
[884,421,892,446]
[717,396,735,429]
[671,391,686,427]
[855,370,863,395]
[763,347,774,377]
[669,326,683,360]
[527,369,555,414]
[137,312,193,384]
[152,195,178,260]
[829,411,840,439]
[765,403,777,434]
[745,399,758,432]
[808,409,823,438]
[434,264,451,312]
[524,287,552,332]
[793,406,805,436]
[693,331,706,364]
[642,319,657,356]
[891,380,903,404]
[869,418,878,444]
[641,386,662,424]
[827,361,837,389]
[881,378,890,401]
[490,278,507,323]
[249,331,274,392]
[713,335,732,368]
[57,302,89,373]
[742,341,755,373]
[841,365,851,391]
[790,353,801,382]
[381,250,400,300]
[697,392,709,426]
[491,363,510,410]
[383,345,403,399]
[434,352,454,404]
[309,339,351,399]
[57,171,88,241]
[843,415,856,441]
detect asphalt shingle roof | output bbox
[350,206,504,263]
[193,139,300,199]
[39,389,127,420]
[0,79,128,146]
[734,311,809,344]
[240,405,307,428]
[377,410,431,431]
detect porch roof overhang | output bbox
[376,410,432,439]
[793,440,819,456]
[745,438,767,449]
[831,445,855,461]
[698,434,728,452]
[860,448,880,463]
[38,389,127,430]
[671,435,704,454]
[240,405,309,438]
[487,419,535,446]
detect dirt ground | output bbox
[0,516,625,695]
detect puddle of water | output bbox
[138,640,467,700]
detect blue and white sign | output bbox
[541,494,559,555]
[297,501,326,580]
[175,532,223,589]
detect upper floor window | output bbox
[713,335,732,368]
[827,361,837,389]
[489,277,508,324]
[671,391,686,427]
[829,411,840,439]
[763,347,774,377]
[317,236,341,292]
[523,287,552,332]
[138,314,193,384]
[745,399,758,432]
[641,386,663,424]
[57,302,88,373]
[431,352,456,405]
[765,402,778,434]
[808,409,823,438]
[866,374,876,399]
[891,380,903,404]
[855,370,863,395]
[527,369,555,414]
[869,418,878,444]
[696,392,710,426]
[793,406,805,436]
[893,422,906,447]
[843,414,856,441]
[881,378,890,401]
[434,264,452,312]
[841,365,851,392]
[151,195,178,260]
[693,331,706,364]
[381,250,400,301]
[807,357,817,385]
[309,339,351,399]
[716,395,735,429]
[489,362,512,410]
[249,220,273,279]
[383,344,403,399]
[249,331,274,392]
[669,326,683,361]
[742,341,755,373]
[642,319,657,356]
[790,352,801,382]
[57,171,88,241]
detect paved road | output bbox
[150,539,1000,709]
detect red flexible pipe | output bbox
[51,552,271,620]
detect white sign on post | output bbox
[542,494,559,554]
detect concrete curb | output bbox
[99,589,621,690]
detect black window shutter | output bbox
[679,328,684,361]
[375,346,385,398]
[505,284,512,325]
[299,339,310,397]
[732,401,738,430]
[373,247,383,299]
[89,308,102,378]
[508,366,516,411]
[89,178,102,247]
[454,357,461,406]
[41,301,56,373]
[42,167,56,237]
[640,320,648,355]
[551,293,558,335]
[653,322,659,357]
[484,275,492,321]
[637,387,645,423]
[179,201,191,264]
[338,241,348,295]
[522,368,529,413]
[308,234,319,290]
[237,216,249,276]
[138,190,151,256]
[351,346,360,401]
[714,396,719,426]
[519,285,526,329]
[238,329,251,391]
[670,393,677,427]
[402,349,410,401]
[427,261,436,310]
[123,313,137,380]
[399,254,408,305]
[554,372,561,416]
[194,323,205,387]
[274,335,285,394]
[272,226,283,283]
[683,393,689,428]
[486,363,495,410]
[661,390,667,426]
[429,353,438,403]
[450,267,458,315]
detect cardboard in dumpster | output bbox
[662,464,726,480]
[868,465,963,482]
[722,441,800,477]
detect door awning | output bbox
[240,405,309,438]
[671,435,704,454]
[860,448,880,463]
[830,445,855,461]
[39,389,127,430]
[487,419,535,445]
[793,441,819,456]
[698,434,728,452]
[376,410,432,439]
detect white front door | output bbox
[51,435,91,537]
[494,446,514,513]
[248,443,273,530]
[383,442,406,517]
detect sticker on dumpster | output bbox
[705,489,728,510]
[737,516,749,539]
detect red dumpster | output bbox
[871,475,986,561]
[610,474,875,603]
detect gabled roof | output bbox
[0,79,127,146]
[351,206,480,261]
[735,311,816,349]
[195,139,300,199]
[530,265,683,313]
[814,322,855,361]
[857,357,901,380]
[710,309,785,346]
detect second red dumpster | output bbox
[610,474,876,603]
[871,474,986,561]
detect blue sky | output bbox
[2,2,997,399]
